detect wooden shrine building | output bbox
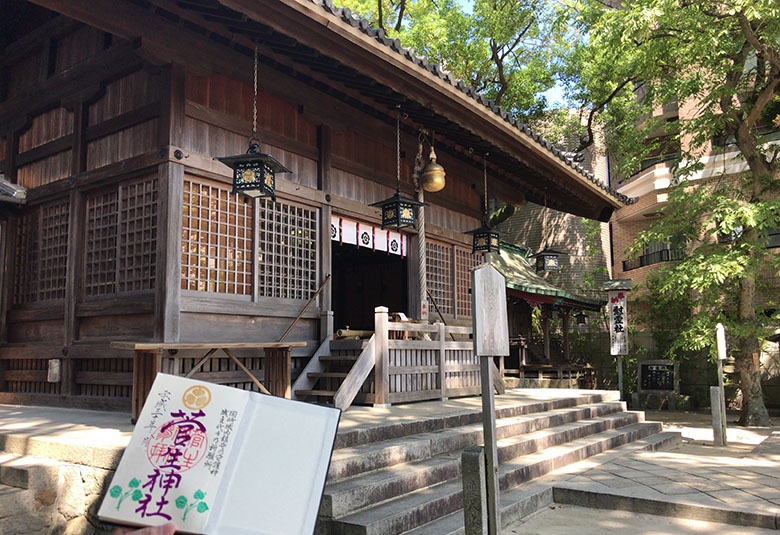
[0,0,629,411]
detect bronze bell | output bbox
[420,147,446,192]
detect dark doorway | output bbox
[331,244,408,331]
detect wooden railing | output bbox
[373,306,503,407]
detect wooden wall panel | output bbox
[185,72,317,147]
[53,25,107,74]
[7,319,64,344]
[88,70,160,125]
[86,118,158,170]
[4,52,42,100]
[0,136,5,162]
[18,108,74,152]
[330,168,395,208]
[178,312,317,346]
[332,130,398,182]
[427,204,480,233]
[77,313,154,340]
[17,151,73,189]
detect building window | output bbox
[622,237,686,271]
[426,240,453,316]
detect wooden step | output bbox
[319,355,359,361]
[308,372,349,379]
[295,389,337,397]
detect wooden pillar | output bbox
[159,63,185,148]
[0,217,16,343]
[374,306,390,407]
[437,321,447,400]
[562,309,570,363]
[155,162,183,342]
[542,314,551,363]
[317,125,332,323]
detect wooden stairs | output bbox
[293,336,377,410]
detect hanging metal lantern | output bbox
[575,311,587,325]
[465,220,500,253]
[214,43,291,200]
[371,106,425,230]
[532,247,566,273]
[420,146,446,192]
[465,153,499,253]
[215,136,291,201]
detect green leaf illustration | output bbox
[193,489,205,500]
[109,485,122,498]
[128,478,141,488]
[131,489,143,501]
[175,496,188,509]
[197,502,209,514]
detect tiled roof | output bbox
[310,0,634,205]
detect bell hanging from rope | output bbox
[420,146,446,192]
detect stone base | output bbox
[631,391,693,411]
[504,378,580,389]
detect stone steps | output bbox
[0,452,59,490]
[324,410,640,518]
[327,421,663,535]
[328,401,624,482]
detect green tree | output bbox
[561,0,780,425]
[335,0,559,119]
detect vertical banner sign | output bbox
[608,290,628,356]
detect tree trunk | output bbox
[735,249,771,427]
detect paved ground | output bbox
[504,409,780,532]
[506,505,779,534]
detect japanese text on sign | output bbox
[608,290,628,356]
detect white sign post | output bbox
[470,264,509,535]
[604,280,631,400]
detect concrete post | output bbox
[462,446,489,535]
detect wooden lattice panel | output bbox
[13,201,70,305]
[455,247,480,317]
[119,179,158,292]
[85,177,158,297]
[258,199,318,300]
[181,179,253,294]
[426,240,453,316]
[76,358,132,398]
[86,190,119,296]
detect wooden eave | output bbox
[23,0,629,221]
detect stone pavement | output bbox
[504,414,780,532]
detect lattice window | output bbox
[119,180,158,292]
[455,246,480,317]
[85,177,158,297]
[426,240,453,316]
[258,199,318,300]
[86,190,118,296]
[181,179,253,295]
[14,201,70,305]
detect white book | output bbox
[98,374,340,535]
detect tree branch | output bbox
[394,0,406,32]
[576,78,636,152]
[737,13,780,72]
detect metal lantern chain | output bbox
[253,43,258,136]
[483,153,489,218]
[396,106,401,193]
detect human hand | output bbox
[113,521,176,535]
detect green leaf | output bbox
[175,496,188,509]
[131,489,143,501]
[109,485,122,498]
[197,502,209,514]
[193,489,205,500]
[128,478,141,488]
